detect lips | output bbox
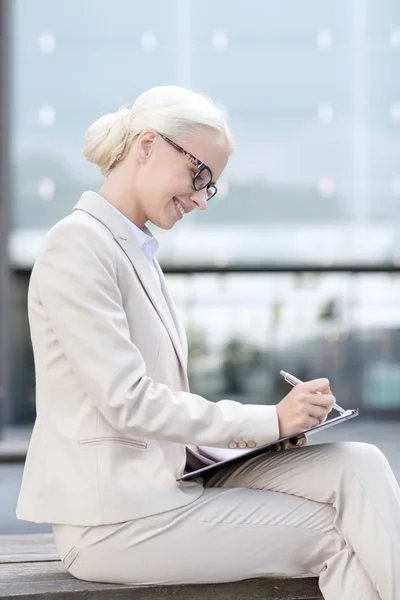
[173,197,187,219]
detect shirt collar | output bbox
[93,192,159,259]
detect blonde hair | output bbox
[83,86,235,176]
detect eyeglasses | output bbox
[159,134,217,201]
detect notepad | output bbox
[180,408,358,482]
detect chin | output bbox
[165,219,177,231]
[160,222,175,231]
[148,216,175,231]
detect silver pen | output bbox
[280,370,346,415]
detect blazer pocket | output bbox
[78,436,147,450]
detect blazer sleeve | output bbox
[33,219,280,448]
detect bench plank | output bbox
[0,561,322,600]
[0,535,322,600]
[0,534,58,564]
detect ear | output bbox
[136,129,158,164]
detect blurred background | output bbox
[0,0,400,533]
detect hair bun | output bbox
[83,108,131,175]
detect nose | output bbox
[189,188,208,210]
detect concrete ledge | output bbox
[0,561,322,600]
[0,534,322,600]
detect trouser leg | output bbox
[207,442,400,600]
[53,479,379,599]
[53,486,344,588]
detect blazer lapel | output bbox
[74,192,187,380]
[153,259,189,369]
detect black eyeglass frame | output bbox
[159,134,218,200]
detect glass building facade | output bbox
[1,0,400,429]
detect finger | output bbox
[284,435,309,449]
[306,404,330,419]
[284,442,303,450]
[302,416,320,429]
[289,435,308,447]
[321,384,333,396]
[299,378,330,394]
[297,436,309,446]
[306,393,336,410]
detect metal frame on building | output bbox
[0,0,11,433]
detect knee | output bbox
[334,441,390,477]
[340,441,386,461]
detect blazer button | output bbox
[238,441,247,449]
[228,441,238,449]
[247,441,256,448]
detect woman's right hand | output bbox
[276,378,336,438]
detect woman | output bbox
[17,86,399,599]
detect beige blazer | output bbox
[16,191,279,526]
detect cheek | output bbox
[140,161,189,207]
[140,164,170,197]
[140,173,175,218]
[162,168,191,199]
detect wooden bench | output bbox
[0,534,322,600]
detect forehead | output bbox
[177,130,230,180]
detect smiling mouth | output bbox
[173,197,186,219]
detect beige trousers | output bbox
[52,442,400,600]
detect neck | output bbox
[99,178,146,230]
